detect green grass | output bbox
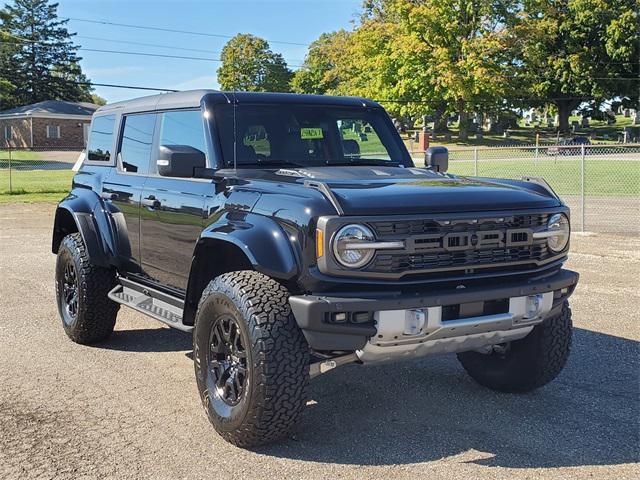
[403,114,639,150]
[443,158,639,196]
[0,169,73,202]
[0,191,66,204]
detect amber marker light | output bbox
[316,229,324,258]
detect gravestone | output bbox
[581,117,590,128]
[623,108,631,118]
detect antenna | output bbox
[233,92,237,172]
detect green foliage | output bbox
[217,34,292,92]
[0,0,93,109]
[90,93,107,106]
[336,0,521,139]
[291,30,351,95]
[515,0,639,131]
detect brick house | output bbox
[0,100,99,149]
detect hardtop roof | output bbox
[95,89,381,115]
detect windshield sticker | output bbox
[300,127,324,139]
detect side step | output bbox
[108,277,193,332]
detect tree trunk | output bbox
[556,99,581,133]
[433,103,449,132]
[458,110,469,141]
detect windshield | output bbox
[214,104,410,168]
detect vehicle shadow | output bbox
[258,328,639,469]
[101,327,192,353]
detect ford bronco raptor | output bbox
[53,90,578,447]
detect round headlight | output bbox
[332,224,375,268]
[547,213,570,252]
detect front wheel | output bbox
[193,271,309,447]
[457,301,572,393]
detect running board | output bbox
[108,277,193,332]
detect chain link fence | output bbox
[2,144,639,235]
[414,144,640,235]
[0,146,80,198]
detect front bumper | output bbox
[289,268,579,351]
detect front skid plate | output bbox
[356,292,552,364]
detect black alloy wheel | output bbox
[61,261,79,325]
[207,315,249,409]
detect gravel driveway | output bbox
[1,203,638,480]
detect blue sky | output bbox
[52,0,361,103]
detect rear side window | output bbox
[158,110,206,153]
[87,115,116,162]
[119,113,156,174]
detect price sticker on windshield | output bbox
[300,127,324,140]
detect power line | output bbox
[67,17,310,47]
[75,35,306,63]
[2,36,305,67]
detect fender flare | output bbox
[198,211,299,280]
[52,189,123,268]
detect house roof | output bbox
[0,100,99,117]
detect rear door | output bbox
[101,112,157,271]
[139,109,210,291]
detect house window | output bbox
[3,125,12,141]
[46,125,61,139]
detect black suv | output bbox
[52,90,578,447]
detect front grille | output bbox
[364,213,557,277]
[372,243,549,273]
[370,214,549,237]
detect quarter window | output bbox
[87,115,116,162]
[158,110,206,153]
[119,113,156,174]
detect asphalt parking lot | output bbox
[1,203,638,480]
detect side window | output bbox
[87,115,116,162]
[158,110,206,153]
[119,113,156,174]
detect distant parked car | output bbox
[548,136,591,156]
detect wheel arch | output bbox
[182,214,300,326]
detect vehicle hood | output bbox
[231,166,561,215]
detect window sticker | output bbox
[300,127,324,139]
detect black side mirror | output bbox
[425,146,449,173]
[157,145,206,178]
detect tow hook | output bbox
[309,353,360,379]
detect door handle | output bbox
[142,195,161,209]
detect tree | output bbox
[89,93,107,106]
[517,0,639,132]
[0,0,93,108]
[344,0,521,139]
[291,30,351,95]
[217,34,292,92]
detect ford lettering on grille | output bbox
[406,228,533,253]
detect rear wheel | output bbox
[55,233,119,344]
[457,301,572,393]
[193,271,309,447]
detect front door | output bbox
[139,109,210,291]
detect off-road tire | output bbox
[193,270,309,448]
[55,233,119,344]
[457,301,572,393]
